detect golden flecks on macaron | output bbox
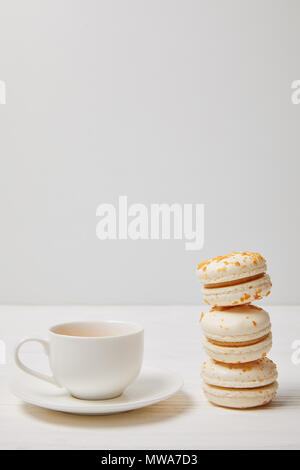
[201,357,278,390]
[197,251,264,272]
[197,251,267,286]
[200,304,271,345]
[196,251,271,307]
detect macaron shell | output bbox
[203,381,278,409]
[197,251,266,284]
[201,358,278,388]
[202,332,272,363]
[202,273,272,307]
[201,305,271,343]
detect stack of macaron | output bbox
[197,251,278,409]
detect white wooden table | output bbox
[0,305,299,450]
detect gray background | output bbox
[0,0,299,305]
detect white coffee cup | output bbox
[15,321,144,400]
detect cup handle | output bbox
[15,337,59,386]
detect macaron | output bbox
[200,305,272,363]
[201,358,278,408]
[196,251,272,307]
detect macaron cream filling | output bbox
[203,272,265,289]
[204,382,277,393]
[206,332,270,348]
[201,274,272,306]
[202,332,273,363]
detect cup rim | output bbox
[49,320,144,339]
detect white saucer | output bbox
[11,367,183,415]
